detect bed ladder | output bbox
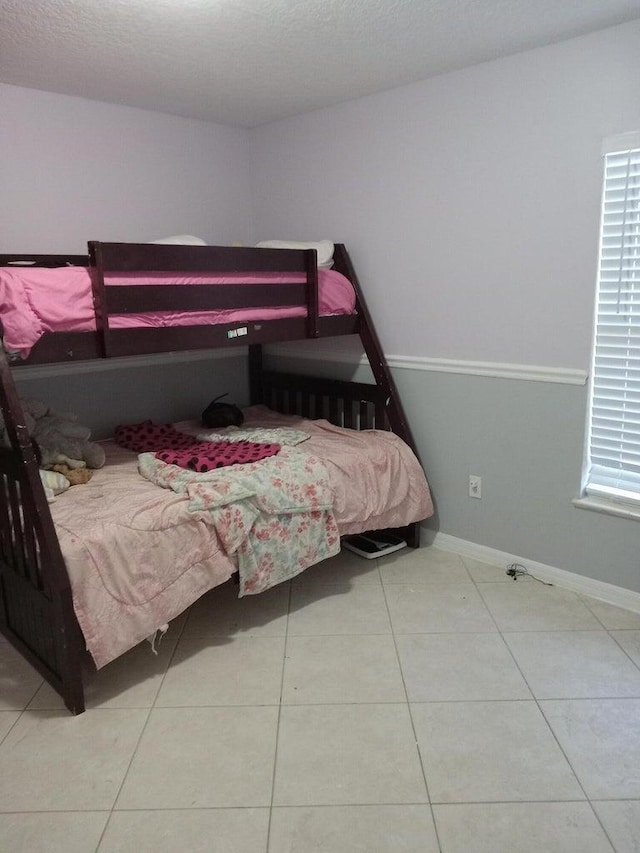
[0,330,86,713]
[250,244,421,548]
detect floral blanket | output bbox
[194,425,310,446]
[138,445,340,595]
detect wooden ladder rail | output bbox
[333,244,421,547]
[250,245,422,548]
[0,327,85,713]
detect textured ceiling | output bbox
[1,0,639,127]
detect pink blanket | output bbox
[51,410,432,668]
[0,267,356,358]
[241,407,433,535]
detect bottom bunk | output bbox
[0,361,432,714]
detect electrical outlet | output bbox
[469,475,482,499]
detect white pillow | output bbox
[255,240,334,269]
[149,235,207,245]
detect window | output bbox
[584,133,640,506]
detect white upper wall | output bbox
[2,22,639,369]
[0,83,252,254]
[250,21,640,371]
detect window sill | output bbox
[573,496,640,522]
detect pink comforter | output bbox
[242,406,433,536]
[51,408,432,668]
[0,267,356,358]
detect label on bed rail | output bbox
[227,326,248,339]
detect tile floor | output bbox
[1,546,640,851]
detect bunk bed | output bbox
[0,241,432,714]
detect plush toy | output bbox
[51,463,94,485]
[30,407,105,471]
[39,469,71,503]
[1,398,106,471]
[0,399,104,501]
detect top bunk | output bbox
[0,241,363,366]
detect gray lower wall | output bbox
[266,349,640,596]
[13,345,638,595]
[14,353,249,440]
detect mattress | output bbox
[51,407,432,668]
[0,267,356,359]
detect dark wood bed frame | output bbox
[0,242,421,714]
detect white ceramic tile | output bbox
[504,631,640,699]
[582,598,640,629]
[412,700,583,803]
[0,812,109,853]
[293,549,382,586]
[0,708,148,810]
[379,547,471,584]
[274,704,427,805]
[269,805,439,852]
[116,706,278,808]
[460,556,524,583]
[7,551,640,850]
[611,630,640,666]
[282,634,405,704]
[396,633,531,701]
[433,802,613,853]
[288,583,391,635]
[156,635,285,706]
[479,583,601,631]
[99,808,270,853]
[0,642,44,709]
[541,698,640,799]
[591,800,640,853]
[182,579,289,638]
[385,583,496,633]
[29,639,178,710]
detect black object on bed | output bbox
[201,393,244,428]
[0,242,424,714]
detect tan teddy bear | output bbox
[51,463,94,486]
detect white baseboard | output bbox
[428,530,640,615]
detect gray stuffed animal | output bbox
[0,398,105,470]
[31,407,105,470]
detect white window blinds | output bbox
[586,137,640,504]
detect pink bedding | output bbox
[51,408,432,668]
[0,267,356,358]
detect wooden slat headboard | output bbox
[259,369,390,431]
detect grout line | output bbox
[93,631,185,851]
[92,718,151,849]
[22,676,47,712]
[0,706,28,747]
[474,576,618,850]
[607,630,640,676]
[533,699,619,851]
[265,580,292,853]
[378,555,444,853]
[460,554,622,850]
[3,797,633,815]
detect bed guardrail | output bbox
[88,242,321,358]
[0,254,88,267]
[259,369,390,430]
